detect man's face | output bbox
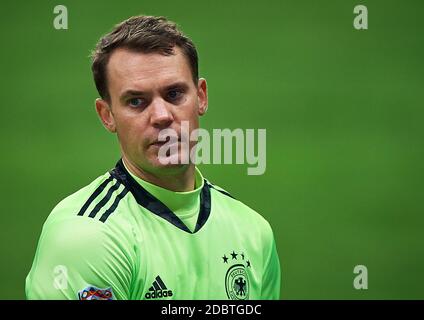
[96,47,207,175]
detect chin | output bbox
[147,156,190,174]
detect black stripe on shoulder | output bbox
[88,180,122,219]
[77,176,113,216]
[99,188,129,223]
[207,181,236,200]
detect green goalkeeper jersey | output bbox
[25,159,281,300]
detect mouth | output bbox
[150,136,181,147]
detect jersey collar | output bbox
[109,159,211,234]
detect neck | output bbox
[122,156,196,192]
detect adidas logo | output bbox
[144,276,173,299]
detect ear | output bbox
[95,98,116,133]
[197,78,208,116]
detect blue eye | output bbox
[128,98,144,108]
[167,89,183,101]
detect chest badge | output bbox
[222,251,251,300]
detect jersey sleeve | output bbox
[260,222,281,299]
[25,210,135,300]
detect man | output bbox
[25,15,281,300]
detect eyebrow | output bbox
[119,81,190,101]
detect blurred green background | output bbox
[1,0,423,299]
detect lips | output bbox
[151,140,167,147]
[150,136,181,146]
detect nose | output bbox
[150,97,174,128]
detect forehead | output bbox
[106,47,193,96]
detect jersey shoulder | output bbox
[47,172,130,223]
[206,179,273,233]
[41,171,135,245]
[35,172,137,267]
[27,173,137,300]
